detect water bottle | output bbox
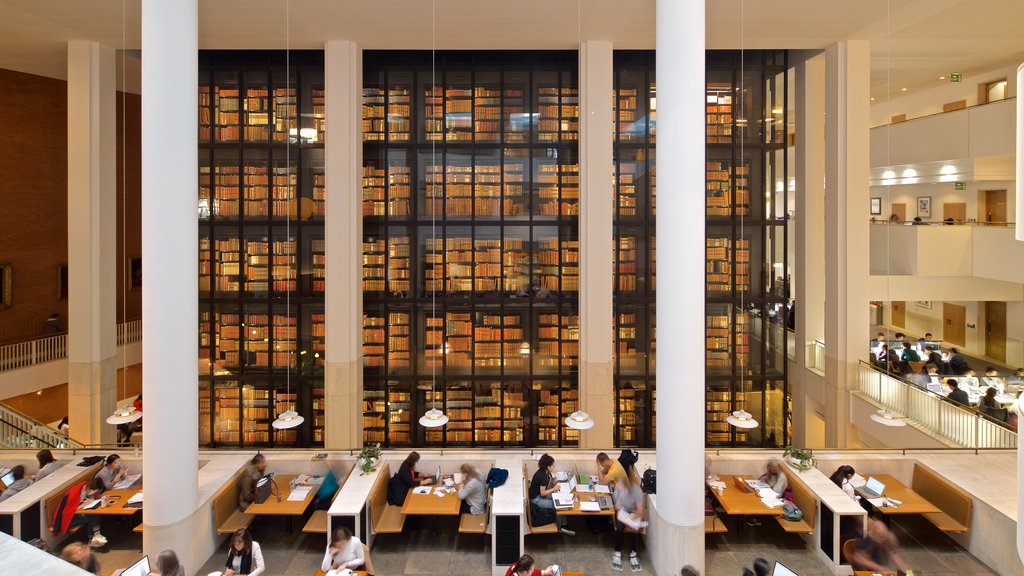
[551,565,561,576]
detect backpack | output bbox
[641,469,656,494]
[530,500,555,526]
[618,449,639,470]
[781,501,803,522]
[485,467,508,490]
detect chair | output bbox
[909,360,925,374]
[841,538,859,565]
[980,405,1009,423]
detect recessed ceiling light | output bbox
[870,97,875,101]
[901,87,908,91]
[939,76,946,80]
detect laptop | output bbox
[557,474,577,493]
[119,555,152,576]
[858,476,886,498]
[0,470,14,488]
[771,561,799,576]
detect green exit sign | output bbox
[950,73,963,83]
[954,181,967,190]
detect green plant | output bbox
[783,446,814,471]
[357,443,382,475]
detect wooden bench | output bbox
[368,463,405,535]
[523,464,558,535]
[704,514,727,533]
[302,469,351,535]
[912,463,971,533]
[776,468,816,534]
[212,468,255,535]
[458,489,490,534]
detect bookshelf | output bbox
[706,83,733,144]
[706,159,750,217]
[199,51,325,447]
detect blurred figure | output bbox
[680,567,700,576]
[156,549,185,576]
[741,558,770,576]
[61,542,99,574]
[850,518,909,573]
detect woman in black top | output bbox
[387,451,434,506]
[528,454,573,535]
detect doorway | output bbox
[943,203,966,223]
[985,301,1007,362]
[891,301,906,328]
[982,190,1007,225]
[943,302,966,347]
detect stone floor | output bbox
[80,513,995,576]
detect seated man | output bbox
[946,379,970,406]
[947,348,970,375]
[596,452,628,488]
[0,465,32,503]
[237,454,268,512]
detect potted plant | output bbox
[783,446,814,472]
[357,443,382,475]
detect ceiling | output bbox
[0,0,1022,100]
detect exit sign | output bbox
[954,181,967,190]
[950,73,963,82]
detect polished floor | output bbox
[80,514,994,576]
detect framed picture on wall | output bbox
[870,197,882,215]
[917,196,932,218]
[915,301,932,310]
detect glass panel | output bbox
[474,381,502,446]
[213,381,240,445]
[242,384,270,445]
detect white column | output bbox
[141,0,199,567]
[823,41,871,448]
[324,40,363,450]
[652,0,705,573]
[578,40,615,449]
[792,53,826,447]
[66,41,117,446]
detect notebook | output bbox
[771,561,799,576]
[552,492,574,509]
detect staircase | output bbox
[0,402,83,449]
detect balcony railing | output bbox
[856,362,1016,449]
[807,340,825,374]
[0,403,82,449]
[0,319,141,373]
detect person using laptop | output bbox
[320,526,365,573]
[387,451,434,507]
[156,550,185,576]
[596,452,628,489]
[457,463,487,515]
[95,454,127,491]
[851,518,909,574]
[529,454,574,535]
[611,476,646,572]
[237,454,268,512]
[61,541,100,574]
[34,449,62,481]
[223,528,265,576]
[828,465,859,501]
[0,465,32,502]
[946,379,970,406]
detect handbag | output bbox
[530,500,555,526]
[254,474,278,504]
[781,500,803,521]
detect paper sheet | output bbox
[412,486,431,495]
[288,486,313,501]
[127,492,144,504]
[866,497,886,507]
[579,501,600,512]
[79,499,101,510]
[593,484,611,494]
[575,484,593,493]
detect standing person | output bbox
[611,476,646,572]
[387,451,433,506]
[457,463,487,515]
[94,454,127,490]
[320,526,365,572]
[829,465,859,500]
[223,528,265,576]
[946,379,970,406]
[61,542,99,574]
[237,454,268,512]
[504,554,558,576]
[948,348,970,375]
[34,449,62,481]
[596,452,629,488]
[529,454,574,535]
[850,518,909,573]
[156,550,185,576]
[0,465,32,502]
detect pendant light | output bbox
[726,410,758,429]
[108,0,140,428]
[870,409,907,427]
[564,410,594,430]
[273,0,303,431]
[419,0,446,429]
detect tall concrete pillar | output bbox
[823,41,871,448]
[141,0,200,568]
[66,41,117,446]
[578,40,615,449]
[651,0,706,573]
[324,40,363,450]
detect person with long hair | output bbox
[223,528,265,576]
[503,554,558,576]
[95,454,127,490]
[321,526,365,572]
[156,550,185,576]
[529,454,574,535]
[829,465,858,500]
[457,463,487,515]
[61,542,99,574]
[34,449,62,481]
[387,451,434,506]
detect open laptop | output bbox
[557,474,577,493]
[0,469,14,488]
[118,555,152,576]
[857,476,886,498]
[771,560,799,576]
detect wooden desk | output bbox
[707,476,784,517]
[563,572,585,576]
[245,475,317,516]
[314,571,368,576]
[400,485,462,516]
[79,486,143,517]
[857,474,940,516]
[555,492,614,517]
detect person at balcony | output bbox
[892,333,907,349]
[925,346,945,373]
[529,453,574,535]
[901,343,921,363]
[924,332,935,344]
[887,350,909,375]
[95,454,127,491]
[946,379,970,406]
[869,332,886,348]
[117,394,143,445]
[914,337,928,353]
[912,216,925,225]
[948,348,970,375]
[1009,368,1024,392]
[0,465,32,503]
[237,454,268,512]
[33,449,62,481]
[982,367,1005,391]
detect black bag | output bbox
[78,456,103,467]
[530,500,555,527]
[618,449,639,470]
[254,475,277,504]
[641,469,656,494]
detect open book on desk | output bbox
[125,492,143,508]
[552,493,574,509]
[113,474,141,490]
[593,484,611,494]
[79,499,102,510]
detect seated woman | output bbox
[504,554,558,576]
[224,529,265,576]
[156,550,185,576]
[529,454,574,535]
[320,527,364,573]
[387,451,434,506]
[457,463,487,515]
[829,465,858,500]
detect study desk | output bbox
[244,474,317,516]
[400,484,462,516]
[79,486,143,517]
[554,492,614,517]
[855,474,940,517]
[854,572,896,576]
[313,571,368,576]
[706,475,784,517]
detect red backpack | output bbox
[50,481,86,536]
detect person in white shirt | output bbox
[224,529,264,576]
[829,465,859,500]
[758,459,788,496]
[320,526,365,573]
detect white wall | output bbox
[870,64,1019,126]
[870,181,1015,224]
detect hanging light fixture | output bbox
[726,410,759,429]
[108,0,140,428]
[420,0,447,429]
[564,410,595,430]
[870,409,907,427]
[273,0,303,431]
